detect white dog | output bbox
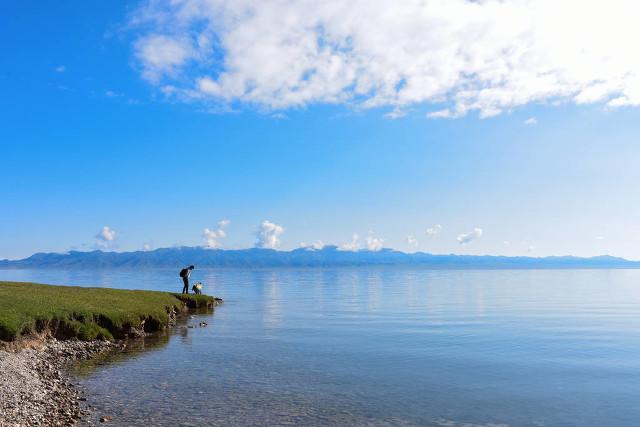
[191,282,203,295]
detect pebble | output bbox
[0,339,123,426]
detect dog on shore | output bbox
[191,282,203,295]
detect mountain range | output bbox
[1,246,639,269]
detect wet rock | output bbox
[127,325,146,338]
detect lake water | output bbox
[2,268,640,426]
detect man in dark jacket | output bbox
[180,265,195,294]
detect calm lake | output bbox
[2,268,640,426]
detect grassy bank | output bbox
[0,281,217,342]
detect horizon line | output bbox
[2,245,637,263]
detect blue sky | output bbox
[2,1,640,260]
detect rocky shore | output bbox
[0,282,222,426]
[0,339,125,427]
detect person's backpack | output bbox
[179,268,188,278]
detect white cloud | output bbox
[457,228,483,245]
[339,234,361,251]
[427,109,460,119]
[130,0,640,117]
[105,90,124,98]
[366,232,384,251]
[143,243,153,251]
[203,219,230,248]
[595,236,605,240]
[55,65,66,73]
[300,240,325,250]
[255,220,285,249]
[407,235,418,248]
[96,226,116,249]
[97,226,116,241]
[134,34,195,82]
[528,245,536,253]
[384,108,408,120]
[524,117,538,125]
[425,224,442,236]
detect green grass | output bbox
[171,293,218,309]
[0,281,216,342]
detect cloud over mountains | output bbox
[95,226,116,249]
[203,219,230,248]
[457,228,483,245]
[255,220,285,249]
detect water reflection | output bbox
[72,307,214,378]
[263,271,283,329]
[3,268,640,426]
[73,332,172,379]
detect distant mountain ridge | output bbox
[1,246,639,269]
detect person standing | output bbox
[180,265,195,294]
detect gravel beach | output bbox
[0,339,123,427]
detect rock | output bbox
[1,339,124,427]
[100,415,113,422]
[127,326,146,338]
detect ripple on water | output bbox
[3,268,640,426]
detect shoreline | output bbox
[0,281,222,426]
[0,305,221,426]
[0,338,124,426]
